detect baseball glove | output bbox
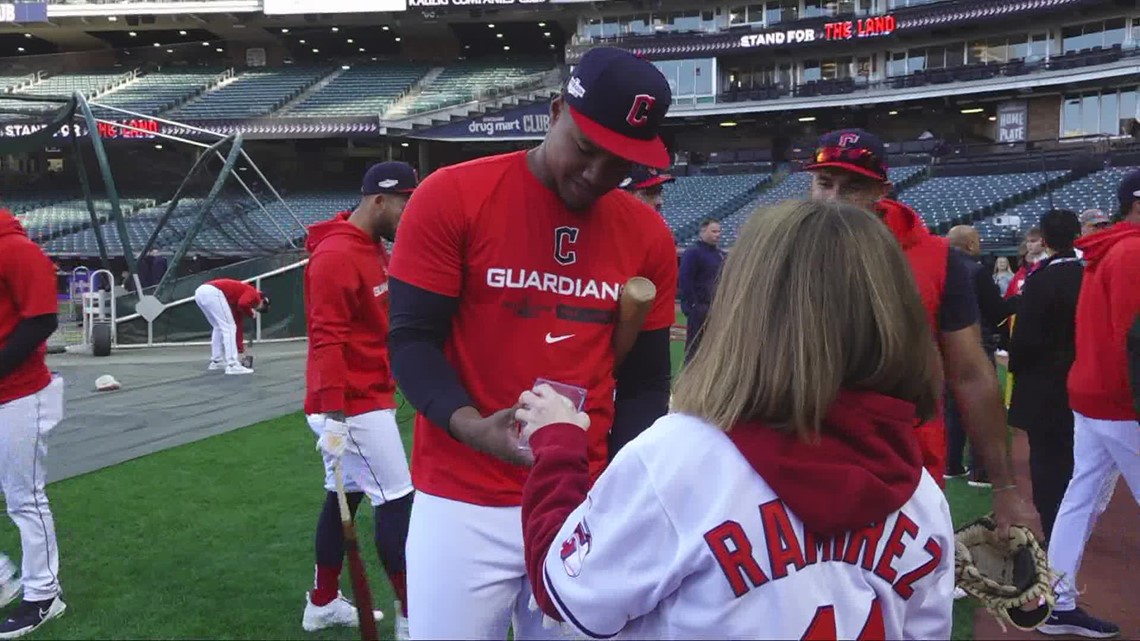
[954,515,1055,632]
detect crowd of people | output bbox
[1,43,1137,640]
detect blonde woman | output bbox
[993,256,1014,295]
[516,200,954,639]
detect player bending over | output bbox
[387,46,678,639]
[0,210,67,638]
[519,200,954,639]
[192,277,268,375]
[302,162,418,640]
[807,128,1035,537]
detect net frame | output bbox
[0,90,309,301]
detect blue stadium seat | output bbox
[165,67,334,120]
[285,64,431,117]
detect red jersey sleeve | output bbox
[388,168,466,297]
[640,219,679,332]
[3,238,59,319]
[306,252,355,412]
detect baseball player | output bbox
[1039,170,1140,638]
[387,46,678,639]
[806,129,1036,538]
[0,210,67,638]
[192,277,268,375]
[519,200,953,639]
[619,164,674,213]
[302,162,417,639]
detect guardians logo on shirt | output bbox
[560,519,592,577]
[486,268,623,302]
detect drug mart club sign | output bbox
[739,14,897,48]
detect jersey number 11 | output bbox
[801,598,884,641]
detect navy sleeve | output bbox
[388,277,474,435]
[677,248,699,316]
[607,328,671,462]
[939,248,980,333]
[0,314,58,379]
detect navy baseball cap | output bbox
[362,161,418,196]
[1117,169,1140,213]
[620,165,675,191]
[563,47,672,170]
[805,128,889,183]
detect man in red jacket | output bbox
[806,129,1035,538]
[192,277,268,375]
[301,161,417,639]
[0,211,67,638]
[1039,169,1140,638]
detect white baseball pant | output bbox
[0,375,64,602]
[193,283,239,367]
[306,410,412,506]
[406,491,572,640]
[1047,411,1140,610]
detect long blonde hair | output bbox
[672,199,938,441]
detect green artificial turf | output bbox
[0,328,996,639]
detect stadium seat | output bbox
[975,166,1140,247]
[93,68,228,118]
[896,171,1066,231]
[285,64,431,117]
[165,67,335,120]
[384,61,554,117]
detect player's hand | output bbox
[516,384,590,442]
[318,417,350,460]
[992,485,1039,540]
[450,406,534,467]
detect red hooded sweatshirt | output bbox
[0,211,58,404]
[522,389,926,621]
[878,199,948,485]
[1068,223,1140,420]
[205,278,263,354]
[303,211,396,417]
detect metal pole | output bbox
[69,121,113,272]
[155,133,246,300]
[75,92,138,277]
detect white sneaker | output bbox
[394,600,409,641]
[0,557,18,610]
[953,586,967,601]
[301,592,382,632]
[207,360,224,371]
[224,364,253,376]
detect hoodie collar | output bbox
[876,199,928,250]
[726,389,923,536]
[1074,222,1140,271]
[305,210,377,253]
[0,210,28,239]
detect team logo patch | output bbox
[838,132,860,146]
[378,179,399,189]
[554,226,579,266]
[560,520,592,577]
[626,94,655,127]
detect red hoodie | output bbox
[0,210,58,404]
[878,199,948,485]
[205,278,263,354]
[303,211,396,417]
[522,389,925,620]
[1068,223,1140,420]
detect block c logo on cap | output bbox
[626,94,656,127]
[838,132,861,146]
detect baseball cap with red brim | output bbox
[805,128,889,183]
[620,165,676,191]
[563,47,672,170]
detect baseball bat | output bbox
[333,463,379,641]
[613,276,657,371]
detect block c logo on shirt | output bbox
[560,519,592,577]
[554,226,580,266]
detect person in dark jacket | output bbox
[678,218,723,362]
[945,225,1012,486]
[1006,209,1084,542]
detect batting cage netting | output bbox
[0,87,311,351]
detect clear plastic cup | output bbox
[518,378,588,451]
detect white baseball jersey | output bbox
[540,413,955,640]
